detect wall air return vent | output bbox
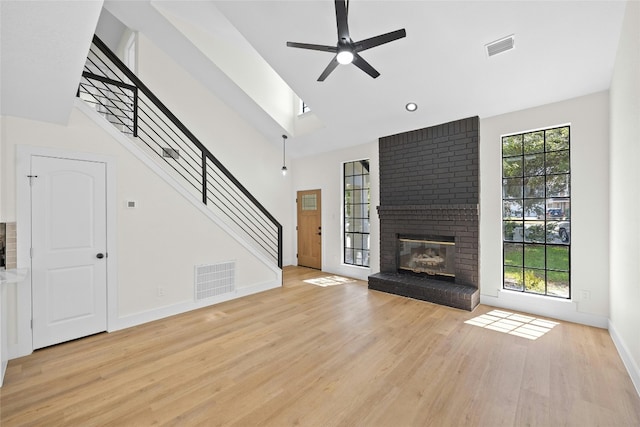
[486,35,515,57]
[194,261,236,301]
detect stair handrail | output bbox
[87,35,282,268]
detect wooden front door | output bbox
[297,189,322,269]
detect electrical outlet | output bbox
[157,287,165,297]
[580,290,591,301]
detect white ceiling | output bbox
[213,0,626,157]
[0,1,628,158]
[0,0,103,123]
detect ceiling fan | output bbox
[286,0,406,81]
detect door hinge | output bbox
[30,247,34,258]
[27,175,38,186]
[296,253,298,258]
[30,319,33,329]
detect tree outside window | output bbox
[502,126,570,298]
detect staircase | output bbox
[78,35,282,269]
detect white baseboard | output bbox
[0,360,6,387]
[609,319,640,398]
[110,279,280,332]
[480,290,608,328]
[330,264,371,281]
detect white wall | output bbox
[293,91,612,326]
[609,0,640,394]
[479,91,610,327]
[136,34,295,266]
[1,108,278,353]
[0,116,3,220]
[0,25,303,357]
[149,3,298,137]
[292,141,379,281]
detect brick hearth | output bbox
[368,273,479,311]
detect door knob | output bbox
[96,253,105,259]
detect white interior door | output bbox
[31,155,107,349]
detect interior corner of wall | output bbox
[609,318,640,398]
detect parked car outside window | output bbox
[547,208,563,219]
[558,221,570,243]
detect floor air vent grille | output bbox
[195,261,236,301]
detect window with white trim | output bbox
[502,126,571,298]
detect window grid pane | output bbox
[344,159,370,267]
[301,194,317,211]
[502,126,571,299]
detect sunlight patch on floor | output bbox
[303,276,356,287]
[464,309,559,340]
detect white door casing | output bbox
[31,155,108,349]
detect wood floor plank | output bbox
[1,266,639,426]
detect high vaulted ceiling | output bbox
[0,1,103,123]
[213,0,626,156]
[1,1,628,158]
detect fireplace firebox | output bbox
[397,236,455,280]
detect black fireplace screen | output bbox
[397,236,455,277]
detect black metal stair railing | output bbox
[78,35,282,268]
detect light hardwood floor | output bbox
[1,266,639,426]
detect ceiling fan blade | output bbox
[335,0,350,42]
[352,53,380,79]
[318,57,340,81]
[355,29,407,52]
[287,41,337,53]
[289,0,403,81]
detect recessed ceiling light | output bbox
[405,102,418,112]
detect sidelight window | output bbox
[344,159,370,267]
[502,126,570,298]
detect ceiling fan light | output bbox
[336,50,354,64]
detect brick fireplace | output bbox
[368,117,480,311]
